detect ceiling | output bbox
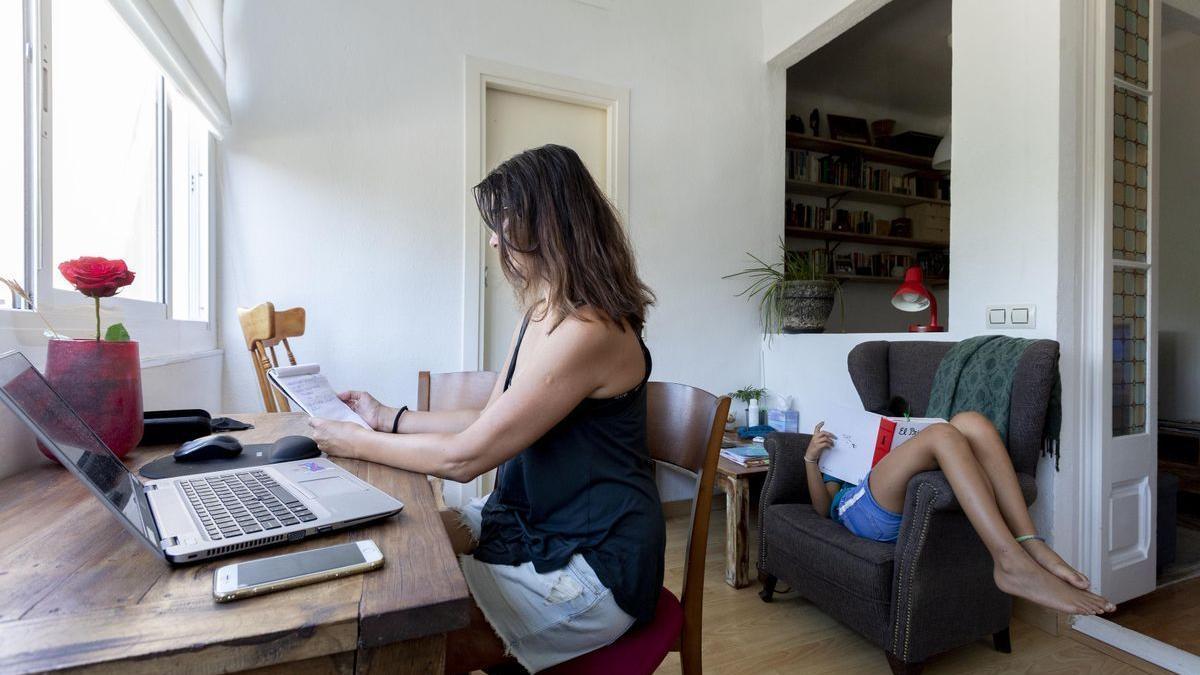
[786,0,951,119]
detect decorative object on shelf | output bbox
[870,119,896,144]
[43,257,144,461]
[880,130,943,158]
[891,265,946,333]
[786,114,806,134]
[906,203,950,243]
[731,386,767,428]
[725,239,840,334]
[827,114,871,144]
[889,217,913,238]
[809,108,820,137]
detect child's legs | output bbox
[868,423,1017,558]
[949,412,1036,537]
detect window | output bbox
[4,0,212,321]
[1,0,25,309]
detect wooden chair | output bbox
[544,382,731,675]
[417,370,498,508]
[237,302,307,412]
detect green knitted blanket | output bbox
[926,335,1062,469]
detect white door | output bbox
[482,88,609,371]
[1098,0,1160,604]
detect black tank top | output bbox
[472,312,665,623]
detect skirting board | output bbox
[1071,615,1199,674]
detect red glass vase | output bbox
[42,339,144,461]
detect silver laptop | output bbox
[0,350,403,564]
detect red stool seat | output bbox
[542,587,683,675]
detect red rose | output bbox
[57,257,136,298]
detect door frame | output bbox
[460,56,630,372]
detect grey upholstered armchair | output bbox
[757,340,1060,675]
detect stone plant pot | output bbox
[780,280,837,333]
[42,338,144,461]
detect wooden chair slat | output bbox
[238,302,306,413]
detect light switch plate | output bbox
[986,304,1037,329]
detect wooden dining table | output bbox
[0,412,471,674]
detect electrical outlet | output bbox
[985,304,1036,329]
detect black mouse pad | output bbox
[138,444,327,480]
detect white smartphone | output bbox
[213,540,383,602]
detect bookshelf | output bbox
[823,273,948,287]
[785,133,938,171]
[785,179,949,208]
[785,227,949,250]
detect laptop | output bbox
[0,350,403,564]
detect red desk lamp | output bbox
[891,266,946,332]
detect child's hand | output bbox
[805,422,835,462]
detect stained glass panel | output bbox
[1113,268,1147,435]
[1112,88,1148,262]
[1114,0,1150,87]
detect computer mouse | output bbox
[271,435,321,462]
[174,434,243,462]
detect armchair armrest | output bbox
[761,432,813,509]
[902,470,1039,514]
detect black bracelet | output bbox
[391,406,409,434]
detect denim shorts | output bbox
[456,496,635,673]
[835,473,903,542]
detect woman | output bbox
[309,144,661,673]
[804,413,1116,616]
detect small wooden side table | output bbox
[716,431,769,589]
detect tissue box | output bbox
[767,409,800,433]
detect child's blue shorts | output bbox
[834,472,903,542]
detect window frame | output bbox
[2,0,216,342]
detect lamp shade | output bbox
[932,132,950,171]
[892,267,932,311]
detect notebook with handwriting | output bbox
[267,364,370,429]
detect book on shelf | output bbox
[786,150,950,201]
[720,445,769,467]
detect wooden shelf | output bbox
[785,179,949,208]
[785,133,942,171]
[785,227,949,250]
[823,273,948,287]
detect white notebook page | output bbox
[267,364,370,429]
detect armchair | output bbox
[757,340,1059,674]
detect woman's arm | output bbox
[310,317,617,482]
[803,423,840,518]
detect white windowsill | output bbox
[141,348,223,368]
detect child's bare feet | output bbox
[1021,539,1091,589]
[993,552,1116,616]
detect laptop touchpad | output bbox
[297,475,364,497]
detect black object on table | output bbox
[140,409,254,447]
[139,435,322,480]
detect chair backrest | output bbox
[847,340,1060,476]
[237,302,307,413]
[645,382,730,673]
[417,371,498,413]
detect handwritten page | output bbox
[817,404,944,485]
[267,364,370,429]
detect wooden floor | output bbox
[1109,575,1200,656]
[652,510,1142,675]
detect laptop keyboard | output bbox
[179,470,318,540]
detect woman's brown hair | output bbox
[474,144,654,332]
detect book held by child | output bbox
[818,404,944,485]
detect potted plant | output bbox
[725,238,839,334]
[43,257,143,460]
[731,385,768,427]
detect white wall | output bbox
[218,0,778,416]
[762,0,891,65]
[1159,35,1200,422]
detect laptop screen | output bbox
[0,350,160,553]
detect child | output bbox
[804,412,1115,616]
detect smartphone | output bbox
[213,540,383,602]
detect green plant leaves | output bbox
[104,323,131,342]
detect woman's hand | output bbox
[805,422,835,462]
[309,418,370,458]
[338,390,386,430]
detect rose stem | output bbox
[94,297,100,341]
